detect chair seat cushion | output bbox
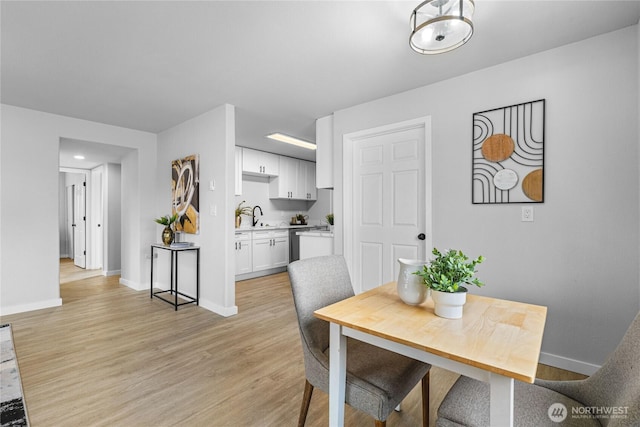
[437,376,602,427]
[319,338,430,421]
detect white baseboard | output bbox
[198,298,238,317]
[1,298,63,316]
[539,351,600,376]
[103,269,121,277]
[119,277,145,291]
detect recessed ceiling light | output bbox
[73,155,85,160]
[266,133,317,150]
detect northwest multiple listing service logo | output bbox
[548,403,629,423]
[548,403,567,422]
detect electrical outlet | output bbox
[521,206,534,222]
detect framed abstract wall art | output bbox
[472,99,545,204]
[172,154,199,234]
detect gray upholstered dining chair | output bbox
[288,255,431,427]
[437,311,640,427]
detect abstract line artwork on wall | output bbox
[472,99,545,204]
[172,154,199,234]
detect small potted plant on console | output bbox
[415,248,484,319]
[155,213,178,245]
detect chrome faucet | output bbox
[252,205,263,227]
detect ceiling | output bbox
[2,1,640,164]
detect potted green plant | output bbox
[296,213,308,225]
[325,213,334,231]
[235,201,252,228]
[155,213,178,245]
[415,248,484,318]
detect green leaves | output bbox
[154,213,178,226]
[235,200,252,217]
[414,248,485,293]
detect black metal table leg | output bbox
[150,246,154,298]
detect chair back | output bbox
[287,255,355,381]
[584,312,640,426]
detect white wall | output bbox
[332,26,639,373]
[0,105,156,315]
[156,104,237,316]
[58,173,68,257]
[105,163,122,275]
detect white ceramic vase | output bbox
[396,258,429,305]
[431,287,468,319]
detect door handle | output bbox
[417,233,426,240]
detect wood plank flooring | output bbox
[59,258,103,284]
[1,270,586,426]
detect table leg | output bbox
[489,374,514,427]
[173,251,178,311]
[329,322,346,427]
[150,246,154,298]
[196,249,200,305]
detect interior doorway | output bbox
[58,137,131,290]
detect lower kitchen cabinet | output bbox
[252,230,289,271]
[234,231,252,275]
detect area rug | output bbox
[0,324,29,426]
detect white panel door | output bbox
[91,168,103,270]
[352,123,427,292]
[73,183,86,268]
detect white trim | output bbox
[539,351,600,376]
[0,298,62,316]
[119,277,145,291]
[103,269,121,277]
[342,116,433,293]
[198,298,238,317]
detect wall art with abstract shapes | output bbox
[172,154,199,234]
[472,99,545,204]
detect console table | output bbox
[150,244,200,310]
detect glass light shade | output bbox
[410,0,474,54]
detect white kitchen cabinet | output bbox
[269,156,316,201]
[269,156,298,199]
[252,229,289,271]
[299,160,317,200]
[234,232,252,275]
[298,231,334,260]
[235,147,243,196]
[242,147,279,177]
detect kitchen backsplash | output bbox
[236,175,332,226]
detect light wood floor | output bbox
[59,258,103,284]
[1,270,586,427]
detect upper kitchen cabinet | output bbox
[242,147,279,177]
[315,115,333,189]
[299,160,317,200]
[269,156,317,201]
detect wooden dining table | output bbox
[314,282,547,427]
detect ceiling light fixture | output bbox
[410,0,474,55]
[73,155,85,160]
[266,133,317,150]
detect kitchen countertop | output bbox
[235,224,324,233]
[297,230,334,238]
